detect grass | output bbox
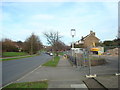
[90,56,105,60]
[42,56,60,67]
[4,81,48,88]
[58,52,64,56]
[1,55,36,61]
[83,56,105,60]
[2,52,28,57]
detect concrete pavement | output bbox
[15,56,88,89]
[13,55,119,89]
[94,75,119,88]
[48,56,87,88]
[83,55,119,89]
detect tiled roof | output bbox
[81,31,99,41]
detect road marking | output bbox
[1,64,42,89]
[16,65,42,82]
[1,81,14,89]
[71,84,88,88]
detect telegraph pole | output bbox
[31,36,33,55]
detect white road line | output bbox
[16,65,42,82]
[1,81,14,89]
[1,65,43,89]
[71,84,88,88]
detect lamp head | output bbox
[71,29,76,37]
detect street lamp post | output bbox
[71,29,76,57]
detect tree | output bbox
[113,38,120,46]
[100,39,120,51]
[24,33,43,54]
[54,41,66,51]
[2,38,18,52]
[103,40,113,46]
[44,31,64,55]
[44,31,61,45]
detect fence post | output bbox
[86,47,97,78]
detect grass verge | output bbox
[90,56,105,60]
[83,56,105,60]
[58,52,64,56]
[2,52,28,57]
[83,56,106,66]
[4,80,48,88]
[1,55,37,61]
[42,56,60,67]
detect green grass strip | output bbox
[4,81,48,88]
[2,52,28,57]
[1,55,37,61]
[58,52,64,56]
[89,56,105,60]
[82,56,105,60]
[42,56,60,67]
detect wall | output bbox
[83,35,99,47]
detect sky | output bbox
[1,1,118,45]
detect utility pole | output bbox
[71,29,76,56]
[53,49,54,61]
[31,36,33,55]
[72,37,74,56]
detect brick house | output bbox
[75,31,100,48]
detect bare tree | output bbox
[44,31,61,45]
[24,33,43,54]
[43,31,62,55]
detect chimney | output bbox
[90,30,95,36]
[81,36,84,39]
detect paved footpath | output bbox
[15,56,119,89]
[15,56,88,89]
[48,56,88,89]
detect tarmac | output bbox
[14,56,119,89]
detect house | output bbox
[75,31,100,48]
[13,41,23,52]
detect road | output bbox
[2,53,52,86]
[87,55,119,75]
[66,51,120,75]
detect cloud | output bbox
[2,2,118,45]
[31,14,54,20]
[1,0,119,2]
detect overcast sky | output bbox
[1,1,118,45]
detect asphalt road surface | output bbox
[86,55,119,75]
[2,53,52,86]
[66,51,120,75]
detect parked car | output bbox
[50,53,53,56]
[45,52,50,55]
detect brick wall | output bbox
[83,35,99,47]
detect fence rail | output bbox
[67,46,119,76]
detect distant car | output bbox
[46,52,50,55]
[50,53,53,56]
[106,53,111,55]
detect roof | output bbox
[81,35,89,41]
[81,31,100,41]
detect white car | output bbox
[50,53,53,56]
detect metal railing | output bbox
[67,46,120,76]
